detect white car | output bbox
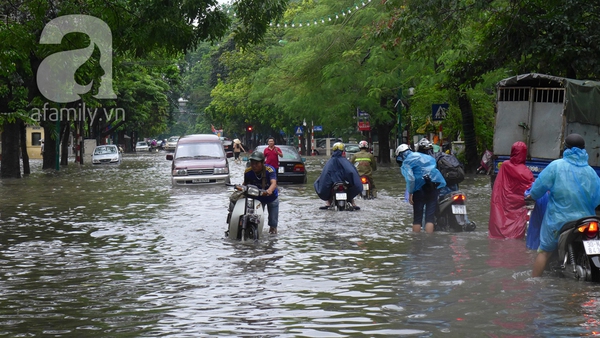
[164,136,179,152]
[136,141,150,152]
[92,145,122,165]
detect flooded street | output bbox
[1,153,600,337]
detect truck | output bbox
[493,73,600,181]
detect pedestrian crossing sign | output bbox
[295,126,304,135]
[432,103,449,121]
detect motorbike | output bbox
[477,149,494,175]
[359,175,374,200]
[331,182,355,211]
[548,216,600,282]
[435,190,477,232]
[225,184,265,241]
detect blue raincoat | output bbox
[530,147,600,252]
[397,150,446,193]
[314,150,363,201]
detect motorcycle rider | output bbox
[314,142,363,210]
[528,133,600,277]
[350,140,377,198]
[242,151,280,234]
[396,143,446,233]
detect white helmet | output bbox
[395,144,410,156]
[358,140,368,149]
[418,138,432,149]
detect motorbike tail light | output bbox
[361,176,368,184]
[337,185,345,191]
[452,194,465,202]
[293,164,305,172]
[578,221,599,238]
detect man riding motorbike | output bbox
[314,142,363,210]
[350,140,377,198]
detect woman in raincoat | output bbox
[488,141,534,239]
[530,134,600,277]
[396,144,446,233]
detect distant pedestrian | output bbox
[263,137,283,173]
[233,139,246,164]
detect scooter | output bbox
[477,150,493,175]
[225,184,265,241]
[548,216,600,282]
[331,182,354,211]
[435,190,476,232]
[359,175,375,200]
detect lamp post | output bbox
[396,87,414,147]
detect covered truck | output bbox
[493,73,600,181]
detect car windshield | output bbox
[94,146,118,155]
[256,146,301,160]
[346,145,359,152]
[168,137,179,142]
[175,142,224,159]
[136,142,147,146]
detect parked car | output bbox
[164,136,179,152]
[344,143,360,160]
[135,141,149,152]
[92,145,122,165]
[166,134,230,185]
[253,145,307,184]
[315,138,342,155]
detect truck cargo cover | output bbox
[497,73,600,126]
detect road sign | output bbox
[432,103,449,121]
[295,126,304,135]
[313,125,323,132]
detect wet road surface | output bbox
[0,153,599,337]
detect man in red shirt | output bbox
[263,137,283,173]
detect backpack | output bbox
[435,153,465,185]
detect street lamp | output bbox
[395,87,414,147]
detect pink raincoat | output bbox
[488,141,534,239]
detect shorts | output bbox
[412,188,439,225]
[234,152,240,159]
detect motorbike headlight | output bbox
[246,198,255,209]
[246,186,260,196]
[174,169,187,176]
[214,167,229,174]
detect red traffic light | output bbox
[247,126,253,132]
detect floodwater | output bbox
[0,153,599,337]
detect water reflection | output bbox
[0,154,600,336]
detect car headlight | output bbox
[214,167,229,174]
[174,169,187,176]
[92,159,100,163]
[111,157,119,162]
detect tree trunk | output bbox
[1,120,22,178]
[19,120,31,175]
[42,124,58,170]
[61,123,70,165]
[457,92,478,173]
[375,122,393,164]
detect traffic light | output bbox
[247,126,253,132]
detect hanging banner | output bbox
[357,109,371,131]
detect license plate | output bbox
[278,167,284,174]
[335,192,347,200]
[583,240,600,255]
[192,178,210,183]
[452,205,466,214]
[362,184,369,191]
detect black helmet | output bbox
[249,151,265,162]
[565,133,585,150]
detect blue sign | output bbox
[432,103,449,121]
[294,126,304,135]
[313,125,323,132]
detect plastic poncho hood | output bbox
[488,141,534,239]
[398,150,446,193]
[530,147,600,251]
[314,150,363,200]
